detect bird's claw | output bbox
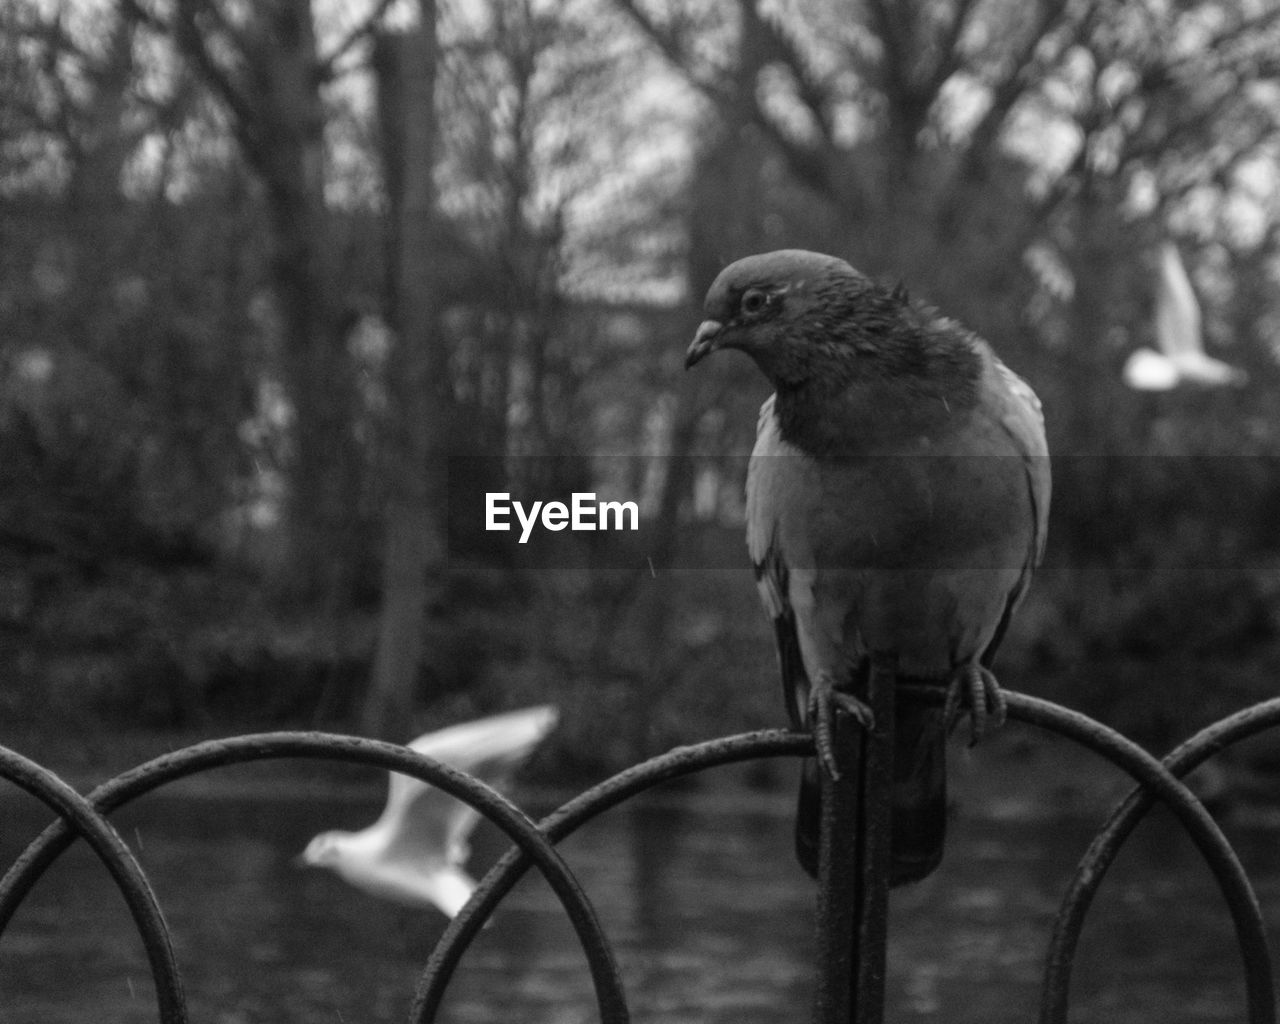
[809,673,874,780]
[944,663,1007,746]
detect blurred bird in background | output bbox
[299,705,559,917]
[1122,241,1248,391]
[686,250,1049,883]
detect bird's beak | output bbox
[292,853,310,868]
[685,319,724,369]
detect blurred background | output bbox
[2,0,1280,780]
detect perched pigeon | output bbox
[686,250,1049,883]
[299,706,559,916]
[1122,241,1247,390]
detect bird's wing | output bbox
[746,396,788,612]
[379,785,470,866]
[981,356,1051,662]
[991,358,1049,558]
[1154,241,1203,361]
[378,706,559,867]
[747,395,822,727]
[383,706,558,815]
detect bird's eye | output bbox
[741,289,770,316]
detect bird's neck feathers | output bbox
[771,294,984,456]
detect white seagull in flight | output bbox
[300,705,559,917]
[1122,241,1247,391]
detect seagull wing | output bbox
[1154,241,1203,362]
[377,706,559,868]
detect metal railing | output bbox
[1,689,1278,1023]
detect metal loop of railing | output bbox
[1037,695,1280,1024]
[0,746,186,1021]
[0,692,1277,1024]
[0,735,629,1024]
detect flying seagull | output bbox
[1122,241,1247,390]
[686,250,1049,882]
[299,705,559,916]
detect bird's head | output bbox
[298,831,351,869]
[684,249,875,385]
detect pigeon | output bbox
[299,705,559,916]
[685,250,1049,883]
[1122,241,1247,390]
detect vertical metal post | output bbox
[814,661,895,1024]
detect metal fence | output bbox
[1,688,1278,1023]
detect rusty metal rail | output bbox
[0,691,1277,1023]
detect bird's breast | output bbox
[751,396,1036,672]
[810,450,1030,572]
[751,397,1032,573]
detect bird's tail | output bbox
[795,689,946,886]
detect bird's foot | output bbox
[943,662,1007,746]
[808,672,874,781]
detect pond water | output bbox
[0,745,1278,1024]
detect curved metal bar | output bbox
[1041,697,1280,1024]
[0,733,629,1024]
[2,700,1275,1023]
[0,745,187,1023]
[931,691,1275,1024]
[891,686,1274,1024]
[411,729,813,1024]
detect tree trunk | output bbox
[166,0,363,598]
[362,14,449,739]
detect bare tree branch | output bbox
[1122,89,1243,167]
[965,0,1074,161]
[930,0,1083,233]
[36,5,79,151]
[734,0,839,197]
[171,0,265,167]
[613,0,838,199]
[611,0,731,103]
[1164,5,1280,78]
[317,0,400,82]
[1000,139,1088,260]
[15,9,88,61]
[921,0,982,102]
[754,8,836,147]
[864,0,913,122]
[117,0,167,34]
[995,0,1280,264]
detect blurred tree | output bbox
[0,0,276,723]
[362,0,683,733]
[362,10,448,739]
[145,0,389,597]
[0,0,253,558]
